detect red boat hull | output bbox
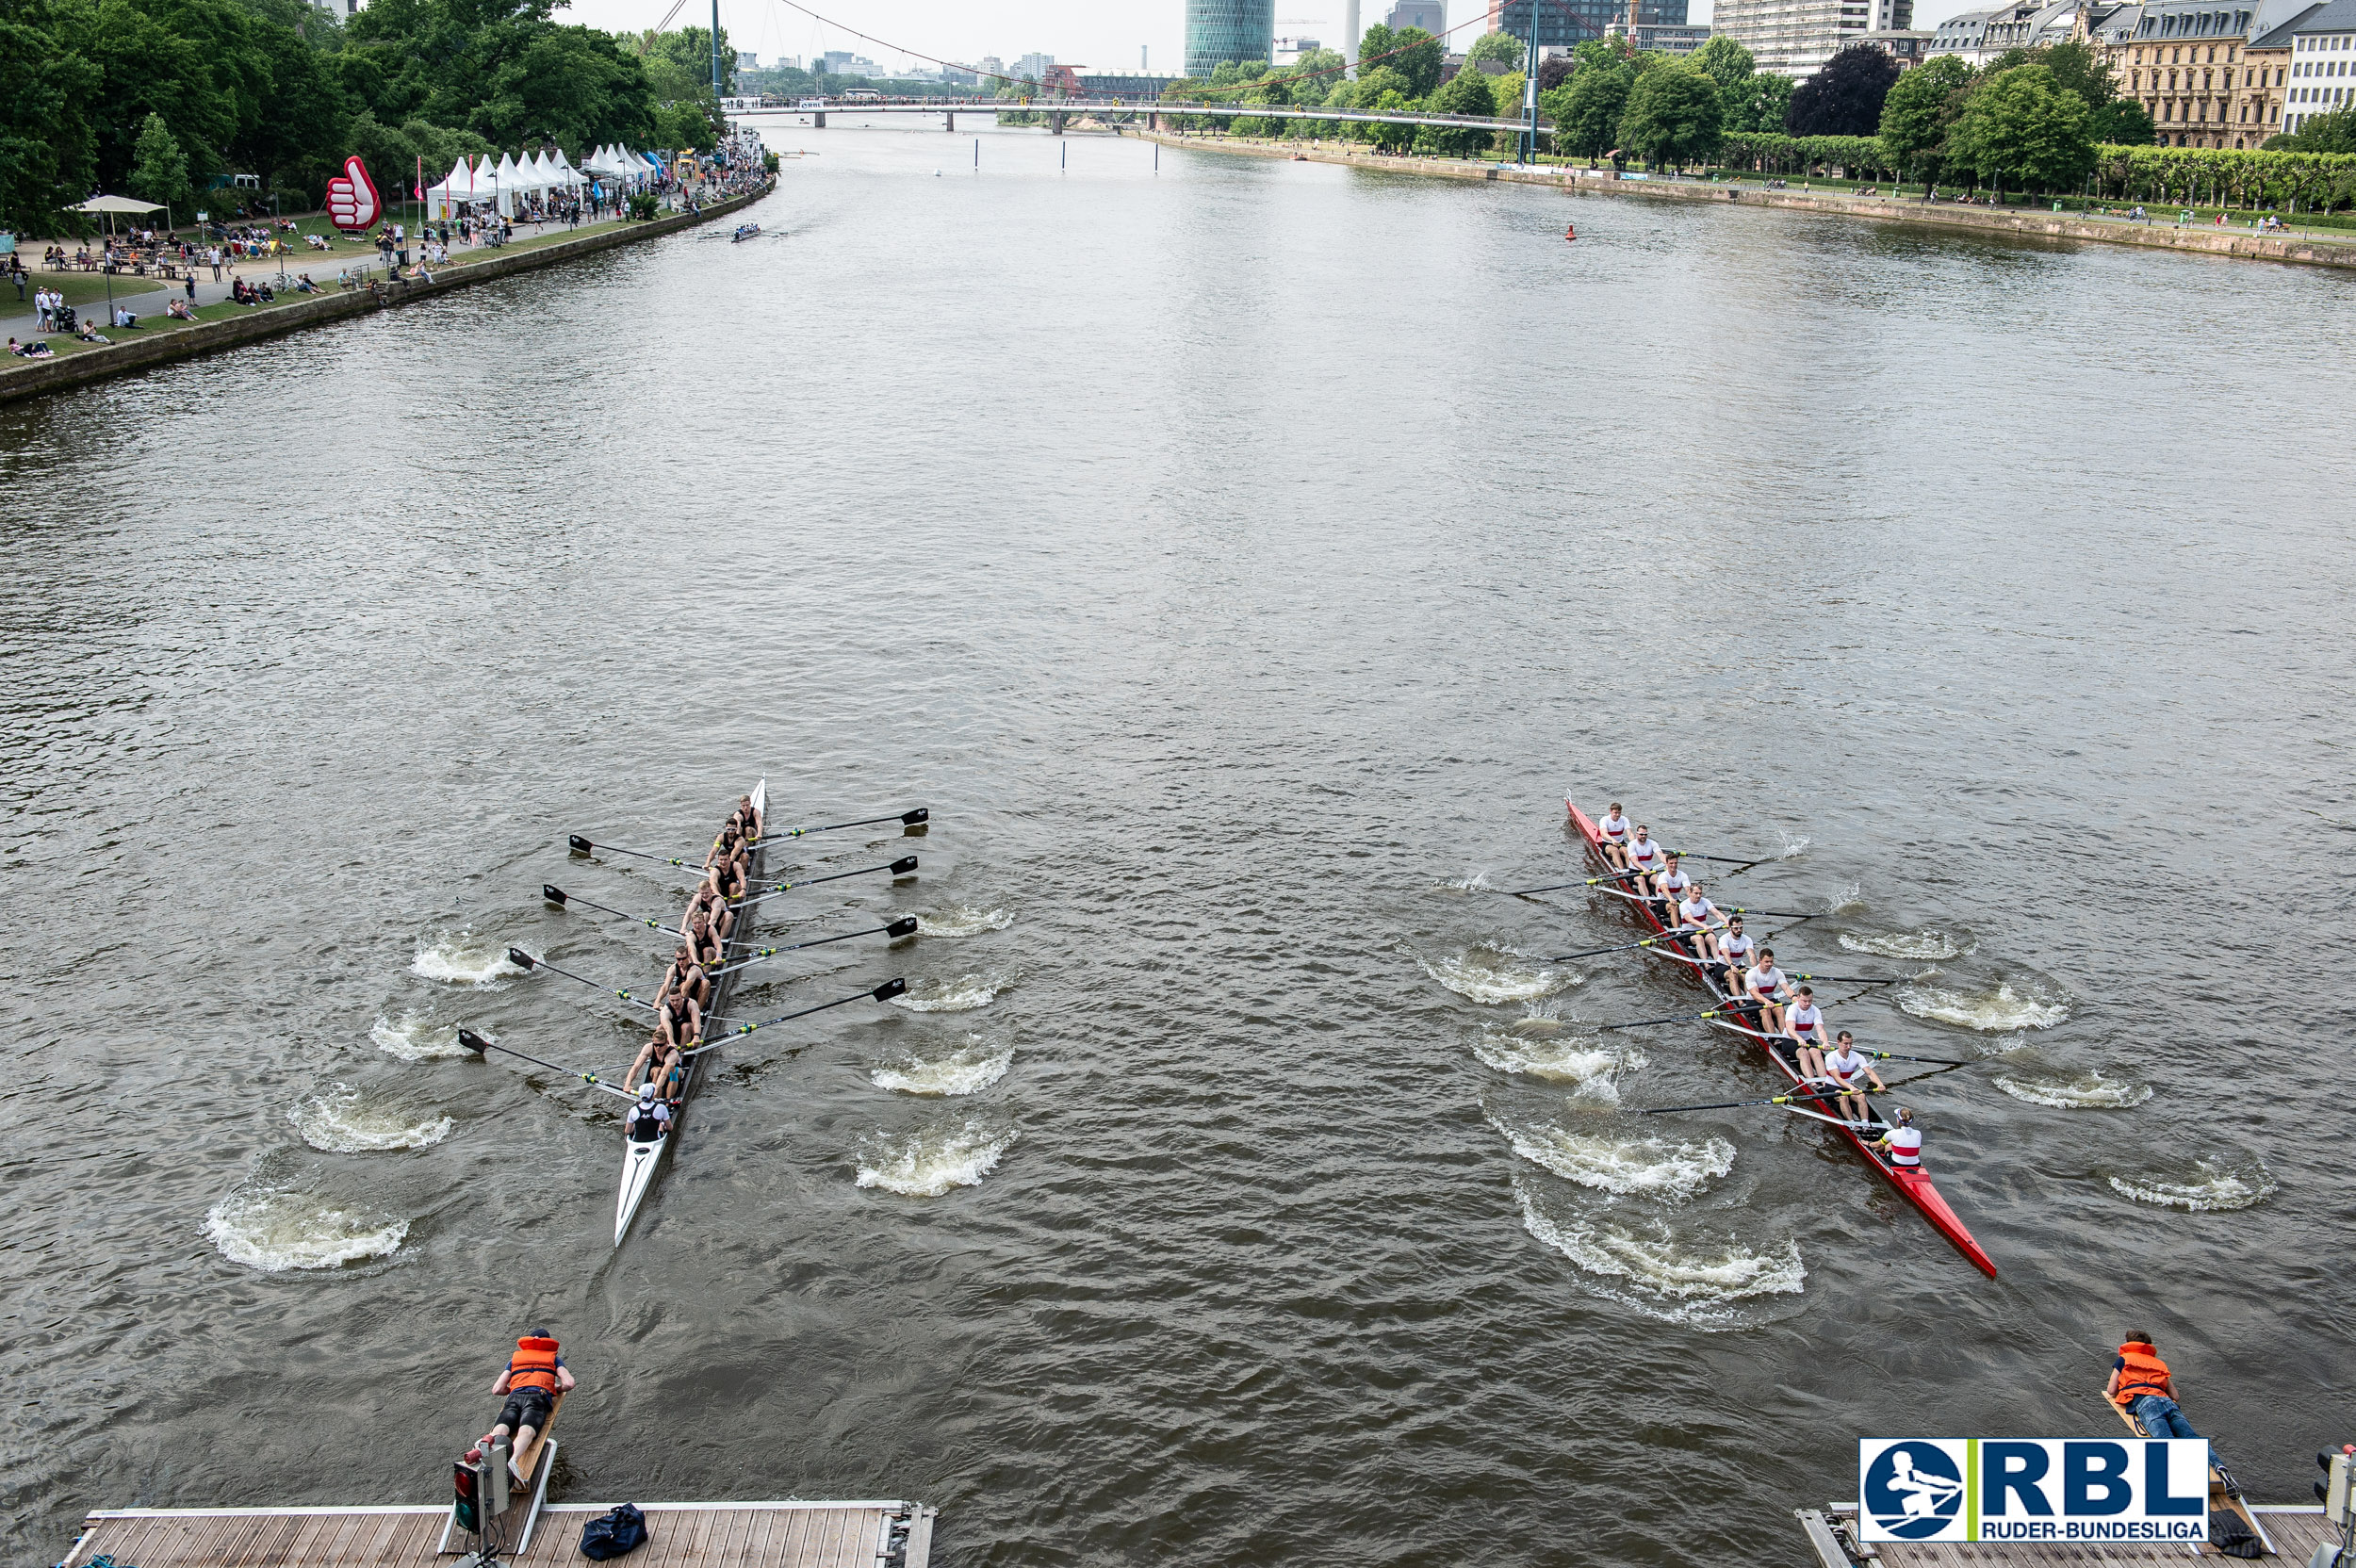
[1565,799,1997,1278]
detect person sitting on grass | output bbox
[167,298,194,319]
[74,320,109,344]
[111,306,138,329]
[294,274,318,293]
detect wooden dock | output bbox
[58,1499,936,1568]
[1799,1502,2333,1567]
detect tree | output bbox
[1464,30,1524,69]
[1785,44,1899,136]
[1558,57,1633,162]
[2088,96,2154,144]
[1279,47,1346,106]
[1367,89,1416,151]
[0,0,103,234]
[1947,63,2095,197]
[128,111,190,211]
[1618,60,1723,169]
[2275,104,2356,154]
[1384,26,1445,96]
[1427,59,1497,155]
[1877,53,1972,189]
[1725,70,1793,134]
[1538,55,1574,91]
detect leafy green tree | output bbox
[2279,105,2356,154]
[1280,46,1346,106]
[1367,89,1415,150]
[1730,71,1793,134]
[1355,22,1399,75]
[1618,60,1722,169]
[128,110,191,210]
[1464,30,1524,69]
[1947,62,2094,197]
[1559,57,1633,162]
[1786,43,1899,136]
[1428,59,1497,155]
[645,24,735,96]
[1693,34,1755,94]
[1385,26,1445,96]
[0,0,103,233]
[2087,96,2154,144]
[1877,53,1972,189]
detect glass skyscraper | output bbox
[1489,0,1688,52]
[1186,0,1276,77]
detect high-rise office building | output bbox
[1387,0,1447,34]
[1487,0,1690,53]
[1186,0,1277,75]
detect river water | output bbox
[5,122,2354,1567]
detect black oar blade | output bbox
[568,835,594,856]
[457,1028,491,1054]
[891,856,919,874]
[886,917,919,939]
[902,808,928,825]
[873,977,908,1001]
[543,885,568,906]
[507,947,537,972]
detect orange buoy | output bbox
[1563,222,1577,241]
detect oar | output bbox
[1856,1047,1979,1067]
[703,977,908,1042]
[507,947,656,1008]
[1785,971,1901,986]
[456,1028,637,1101]
[709,917,918,979]
[566,835,716,868]
[767,808,928,839]
[1661,847,1775,877]
[1545,925,1724,963]
[1509,869,1645,897]
[542,885,680,931]
[1637,1087,1820,1116]
[1763,913,1821,942]
[1593,1000,1763,1033]
[736,857,918,908]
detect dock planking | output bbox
[59,1500,936,1568]
[1798,1503,2335,1566]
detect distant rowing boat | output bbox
[1567,797,1998,1277]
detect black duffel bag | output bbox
[580,1502,649,1560]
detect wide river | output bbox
[5,122,2353,1567]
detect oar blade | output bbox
[457,1028,491,1054]
[872,977,908,1001]
[568,835,594,856]
[891,856,919,874]
[507,947,537,972]
[543,885,568,906]
[902,808,928,825]
[886,917,919,939]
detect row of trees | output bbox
[2,0,737,236]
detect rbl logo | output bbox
[326,156,381,233]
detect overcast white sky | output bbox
[548,0,1982,74]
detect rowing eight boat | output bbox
[1566,797,1998,1278]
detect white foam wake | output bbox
[890,972,1013,1013]
[410,937,521,987]
[1492,1118,1733,1200]
[1471,1029,1642,1099]
[1441,871,1495,893]
[916,905,1015,938]
[872,1037,1014,1097]
[205,1185,409,1270]
[1511,1171,1805,1324]
[1898,978,2070,1032]
[1422,945,1574,1004]
[371,1012,465,1060]
[855,1120,1017,1196]
[1775,833,1812,860]
[289,1085,454,1152]
[2108,1157,2275,1212]
[1841,927,1976,961]
[1994,1069,2151,1110]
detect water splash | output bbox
[371,1012,465,1061]
[1511,1171,1805,1327]
[1993,1069,2151,1109]
[2108,1157,2275,1212]
[891,972,1014,1013]
[410,937,520,987]
[1471,1029,1642,1098]
[916,905,1015,938]
[1898,976,2070,1032]
[205,1184,409,1270]
[872,1037,1014,1096]
[1840,927,1977,961]
[289,1085,453,1152]
[1491,1117,1733,1200]
[1442,871,1495,893]
[855,1119,1017,1196]
[1775,833,1812,860]
[1422,945,1574,1005]
[1827,880,1865,914]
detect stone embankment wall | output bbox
[1128,130,2356,272]
[1,184,769,404]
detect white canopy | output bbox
[72,194,166,214]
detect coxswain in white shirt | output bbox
[1742,948,1791,1035]
[1673,886,1723,963]
[1714,915,1756,982]
[1875,1106,1923,1169]
[1822,1030,1887,1126]
[1784,984,1830,1078]
[1596,803,1633,870]
[1623,826,1665,896]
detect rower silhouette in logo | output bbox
[1864,1446,1966,1539]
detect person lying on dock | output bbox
[481,1331,574,1464]
[2108,1331,2201,1440]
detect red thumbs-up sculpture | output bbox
[325,155,381,233]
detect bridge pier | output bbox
[812,110,825,128]
[945,111,955,131]
[1049,110,1066,136]
[1149,111,1158,131]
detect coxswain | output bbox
[1742,946,1791,1036]
[481,1330,575,1464]
[1873,1105,1923,1171]
[1624,825,1665,896]
[1785,984,1830,1078]
[1672,884,1723,964]
[2106,1331,2201,1441]
[625,1084,673,1142]
[1596,802,1633,869]
[1821,1030,1885,1125]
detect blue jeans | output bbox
[2133,1394,2200,1440]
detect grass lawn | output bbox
[6,297,321,362]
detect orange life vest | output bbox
[2112,1341,2171,1406]
[507,1336,563,1394]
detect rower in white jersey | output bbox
[1597,803,1634,870]
[1742,947,1792,1036]
[1651,854,1692,919]
[1623,826,1665,896]
[1822,1030,1887,1126]
[1714,915,1756,982]
[1672,884,1723,964]
[1875,1106,1923,1169]
[1784,984,1830,1078]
